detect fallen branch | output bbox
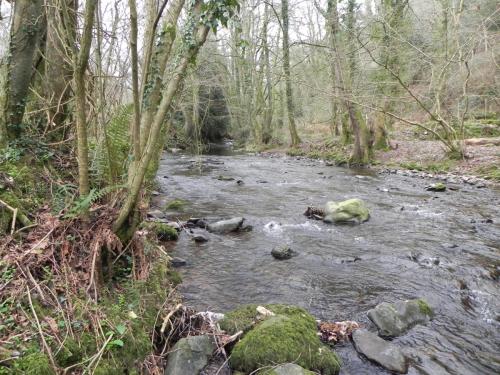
[160,303,183,333]
[0,199,32,230]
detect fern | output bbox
[90,105,132,185]
[64,184,125,219]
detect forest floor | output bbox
[257,120,500,184]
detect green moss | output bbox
[55,338,84,367]
[477,165,500,182]
[229,307,341,375]
[417,299,433,316]
[143,222,178,241]
[93,358,125,375]
[15,353,55,375]
[166,269,182,286]
[220,304,313,335]
[164,199,186,210]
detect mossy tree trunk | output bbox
[0,0,43,139]
[282,0,301,147]
[74,0,98,198]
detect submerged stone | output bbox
[323,199,370,224]
[367,299,432,337]
[165,335,215,375]
[352,329,408,374]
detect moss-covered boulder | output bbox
[323,199,370,224]
[367,299,433,337]
[228,305,341,375]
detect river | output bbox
[154,150,500,375]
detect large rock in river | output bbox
[165,335,215,375]
[368,299,433,337]
[352,329,408,374]
[259,363,315,374]
[207,217,244,234]
[227,305,340,375]
[323,199,370,224]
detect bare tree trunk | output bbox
[326,0,341,137]
[74,0,98,198]
[261,2,273,144]
[0,0,43,138]
[282,0,301,146]
[129,0,141,161]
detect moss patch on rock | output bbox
[228,305,341,375]
[143,222,179,241]
[164,199,186,210]
[219,304,312,335]
[417,299,433,316]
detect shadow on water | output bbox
[156,150,500,375]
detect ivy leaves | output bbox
[200,0,240,33]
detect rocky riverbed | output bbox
[152,151,500,374]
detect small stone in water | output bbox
[171,257,187,267]
[271,245,297,260]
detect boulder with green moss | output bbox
[367,299,433,337]
[323,199,370,224]
[426,182,447,192]
[228,305,341,375]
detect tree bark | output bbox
[282,0,301,147]
[44,0,76,129]
[261,2,273,144]
[0,0,43,138]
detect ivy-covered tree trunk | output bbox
[0,0,43,138]
[282,0,301,147]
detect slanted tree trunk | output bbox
[114,0,210,234]
[139,0,186,152]
[0,0,43,138]
[74,0,98,198]
[281,0,301,147]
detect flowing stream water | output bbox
[154,150,500,375]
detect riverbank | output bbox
[250,137,500,187]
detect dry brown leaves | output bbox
[318,320,360,344]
